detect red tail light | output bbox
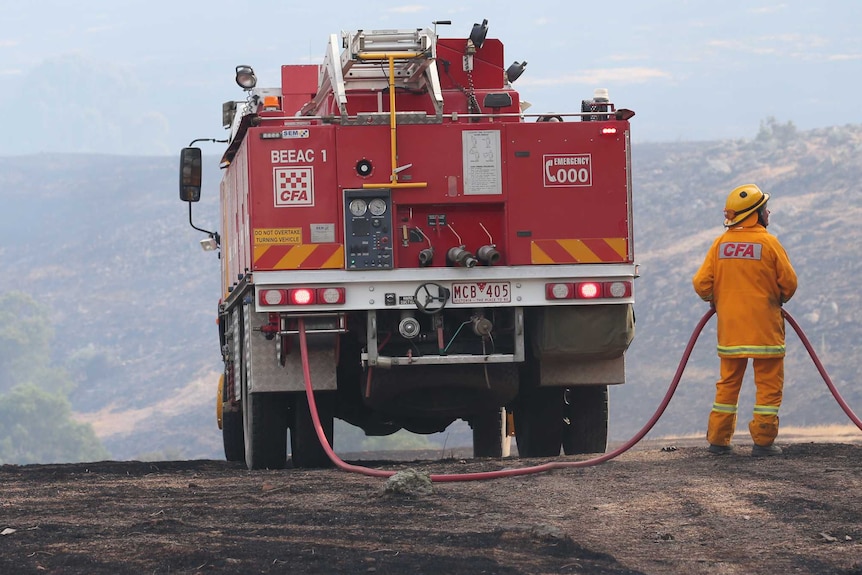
[576,282,602,299]
[288,288,316,305]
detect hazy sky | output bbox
[1,0,860,155]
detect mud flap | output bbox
[244,306,337,393]
[527,304,633,387]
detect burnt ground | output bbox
[1,441,861,575]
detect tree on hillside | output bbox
[0,384,109,464]
[756,116,798,143]
[0,290,109,464]
[0,291,70,395]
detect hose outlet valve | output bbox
[418,247,435,267]
[448,246,477,268]
[477,244,501,265]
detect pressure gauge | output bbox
[348,198,367,217]
[369,198,387,216]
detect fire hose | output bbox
[297,308,861,482]
[782,310,862,430]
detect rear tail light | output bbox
[260,289,288,306]
[260,286,346,306]
[317,287,345,304]
[544,280,632,300]
[545,283,574,300]
[576,282,602,299]
[604,281,632,298]
[288,288,316,305]
[600,126,618,135]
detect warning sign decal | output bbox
[254,228,302,245]
[274,167,314,207]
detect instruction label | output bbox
[254,228,302,245]
[310,223,335,243]
[462,130,502,195]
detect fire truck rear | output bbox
[179,21,637,470]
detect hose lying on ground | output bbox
[297,309,716,482]
[296,308,859,481]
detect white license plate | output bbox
[451,282,511,304]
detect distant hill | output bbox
[0,155,223,459]
[1,121,860,460]
[619,120,862,441]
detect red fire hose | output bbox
[782,310,862,430]
[297,307,860,482]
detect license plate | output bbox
[451,282,511,304]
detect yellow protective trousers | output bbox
[707,356,783,447]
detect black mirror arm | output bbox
[183,139,226,245]
[187,202,220,245]
[188,138,228,146]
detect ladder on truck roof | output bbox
[300,28,444,119]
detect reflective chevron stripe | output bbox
[253,244,344,270]
[531,238,628,264]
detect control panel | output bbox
[344,189,393,270]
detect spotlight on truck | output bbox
[235,65,257,90]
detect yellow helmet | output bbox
[724,184,769,227]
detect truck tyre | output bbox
[242,383,289,470]
[222,371,245,462]
[290,391,335,469]
[470,409,505,458]
[223,409,245,462]
[513,387,564,457]
[562,385,609,455]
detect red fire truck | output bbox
[180,21,637,470]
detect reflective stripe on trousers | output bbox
[707,356,783,447]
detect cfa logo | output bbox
[273,167,314,207]
[719,242,762,260]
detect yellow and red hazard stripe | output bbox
[531,238,629,264]
[253,244,344,270]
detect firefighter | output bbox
[692,184,798,457]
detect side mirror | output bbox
[179,147,203,202]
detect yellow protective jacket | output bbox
[692,216,798,358]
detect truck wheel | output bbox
[242,384,289,470]
[562,385,609,455]
[221,372,245,462]
[223,409,245,462]
[513,387,564,457]
[290,391,335,469]
[470,409,505,458]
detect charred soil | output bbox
[1,442,861,574]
